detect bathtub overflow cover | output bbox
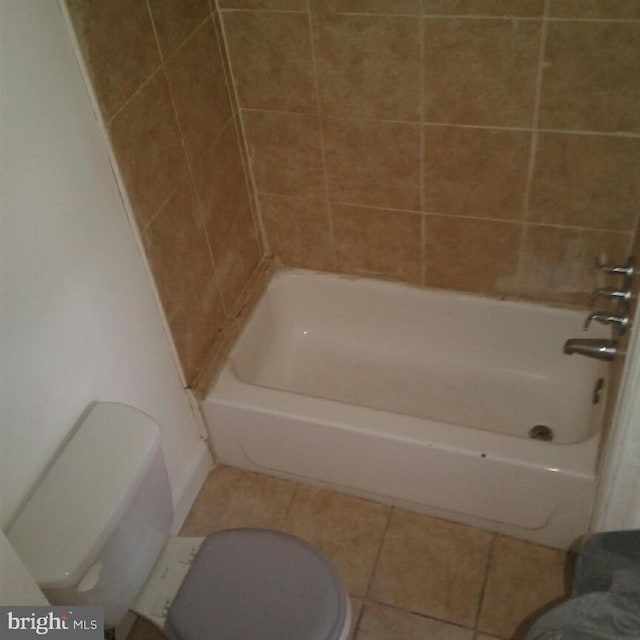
[529,425,553,441]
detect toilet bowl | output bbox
[8,403,351,640]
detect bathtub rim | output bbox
[208,366,599,481]
[228,268,607,443]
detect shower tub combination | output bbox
[202,270,610,549]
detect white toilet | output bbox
[8,402,351,640]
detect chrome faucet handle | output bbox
[590,287,632,306]
[584,311,629,334]
[596,256,634,277]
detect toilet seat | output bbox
[163,529,350,640]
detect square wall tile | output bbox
[423,126,531,220]
[284,486,390,596]
[243,110,326,199]
[529,133,640,232]
[222,11,316,112]
[141,179,212,318]
[519,224,632,306]
[147,0,211,60]
[369,510,493,627]
[549,0,640,19]
[422,0,544,16]
[261,194,336,271]
[193,119,252,244]
[108,71,188,230]
[422,18,541,127]
[165,20,232,161]
[423,216,521,297]
[323,117,420,210]
[355,603,473,640]
[209,203,261,313]
[180,466,297,535]
[332,204,422,284]
[314,14,420,120]
[478,536,569,639]
[67,0,161,120]
[540,21,640,134]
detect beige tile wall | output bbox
[66,0,265,384]
[65,0,640,383]
[219,0,640,305]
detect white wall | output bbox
[0,0,211,531]
[593,297,640,531]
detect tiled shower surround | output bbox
[67,0,262,384]
[67,0,640,383]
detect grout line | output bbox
[108,3,212,125]
[219,8,307,14]
[350,600,365,640]
[219,7,640,22]
[212,8,269,257]
[239,107,640,138]
[418,12,427,286]
[514,223,530,304]
[531,16,640,23]
[141,175,188,234]
[306,0,338,270]
[361,595,478,632]
[252,192,637,235]
[105,64,164,127]
[144,0,165,63]
[283,482,301,521]
[215,3,272,257]
[421,14,640,23]
[536,127,640,140]
[324,11,419,18]
[517,0,551,298]
[150,5,213,66]
[473,532,497,631]
[364,507,393,600]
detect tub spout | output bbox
[563,338,617,361]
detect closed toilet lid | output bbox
[164,529,349,640]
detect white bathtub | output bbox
[202,270,610,549]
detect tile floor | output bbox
[131,465,573,640]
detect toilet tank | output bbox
[8,402,174,626]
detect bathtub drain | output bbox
[529,425,553,441]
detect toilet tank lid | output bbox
[8,402,162,590]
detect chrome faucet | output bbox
[590,287,632,306]
[596,256,634,278]
[564,338,617,361]
[563,256,633,360]
[583,311,629,333]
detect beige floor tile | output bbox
[354,602,474,640]
[369,510,493,628]
[283,485,391,597]
[128,617,165,640]
[179,465,297,535]
[477,536,569,639]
